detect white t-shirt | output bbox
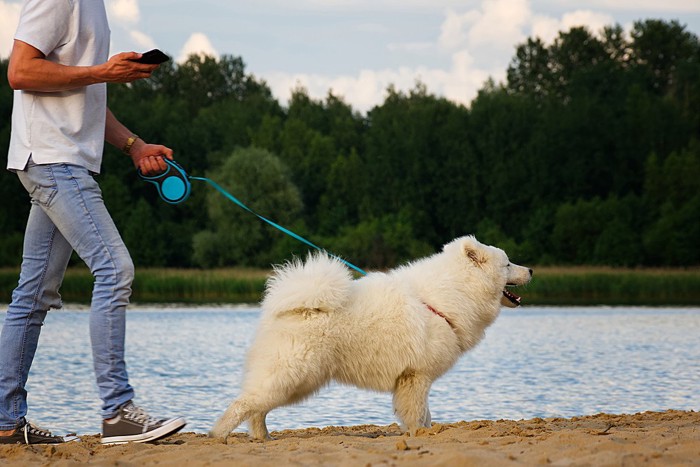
[7,0,110,173]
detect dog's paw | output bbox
[249,431,274,442]
[208,428,230,441]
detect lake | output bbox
[2,305,698,436]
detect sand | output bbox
[1,410,698,466]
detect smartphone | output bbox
[134,49,170,65]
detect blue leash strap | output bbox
[189,176,368,276]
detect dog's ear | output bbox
[462,237,487,267]
[466,249,487,267]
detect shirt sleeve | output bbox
[14,0,72,57]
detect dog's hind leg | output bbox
[392,371,433,436]
[210,396,275,441]
[423,405,432,428]
[248,411,270,440]
[211,363,326,441]
[210,398,256,440]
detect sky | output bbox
[1,0,700,113]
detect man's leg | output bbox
[57,165,187,444]
[4,161,184,444]
[0,204,72,431]
[18,163,136,418]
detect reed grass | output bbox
[1,266,699,306]
[525,266,700,306]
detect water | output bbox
[2,306,698,436]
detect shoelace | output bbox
[123,404,161,427]
[22,422,54,444]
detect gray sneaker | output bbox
[101,401,186,445]
[0,421,79,445]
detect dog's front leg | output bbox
[392,371,433,436]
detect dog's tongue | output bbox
[501,289,521,308]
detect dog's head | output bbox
[444,235,532,308]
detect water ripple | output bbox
[2,305,698,436]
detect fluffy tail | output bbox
[262,251,353,318]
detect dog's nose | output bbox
[528,269,533,277]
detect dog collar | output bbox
[425,303,455,330]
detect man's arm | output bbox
[105,108,173,176]
[7,39,173,175]
[7,39,158,92]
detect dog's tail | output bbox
[262,251,354,318]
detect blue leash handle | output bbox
[189,175,368,276]
[138,159,192,205]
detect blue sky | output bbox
[2,0,699,113]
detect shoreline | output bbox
[1,410,697,466]
[3,266,700,306]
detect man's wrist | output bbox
[122,134,140,155]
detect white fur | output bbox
[210,236,532,440]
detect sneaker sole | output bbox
[101,417,186,445]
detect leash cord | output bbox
[189,176,368,276]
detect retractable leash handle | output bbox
[138,158,192,204]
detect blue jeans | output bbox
[0,160,135,430]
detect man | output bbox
[0,0,186,445]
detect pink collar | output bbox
[425,303,455,330]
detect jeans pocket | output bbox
[29,183,58,207]
[18,163,59,207]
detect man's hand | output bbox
[99,52,161,84]
[129,138,174,176]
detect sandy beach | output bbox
[1,410,697,466]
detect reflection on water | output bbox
[2,306,698,436]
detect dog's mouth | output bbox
[501,287,522,308]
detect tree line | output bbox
[0,19,698,269]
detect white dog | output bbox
[211,235,532,440]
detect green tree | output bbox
[362,83,472,246]
[330,209,434,269]
[643,142,700,265]
[507,38,553,99]
[192,147,303,267]
[629,19,700,95]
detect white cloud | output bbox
[264,49,494,113]
[442,50,493,104]
[261,0,628,113]
[553,0,700,13]
[439,9,475,49]
[129,30,156,51]
[260,0,470,11]
[531,9,615,44]
[178,33,219,62]
[530,14,563,44]
[108,0,140,24]
[106,0,154,54]
[0,1,21,58]
[560,10,615,35]
[440,0,530,52]
[264,2,485,112]
[437,0,532,78]
[466,0,530,50]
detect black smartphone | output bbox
[134,49,170,65]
